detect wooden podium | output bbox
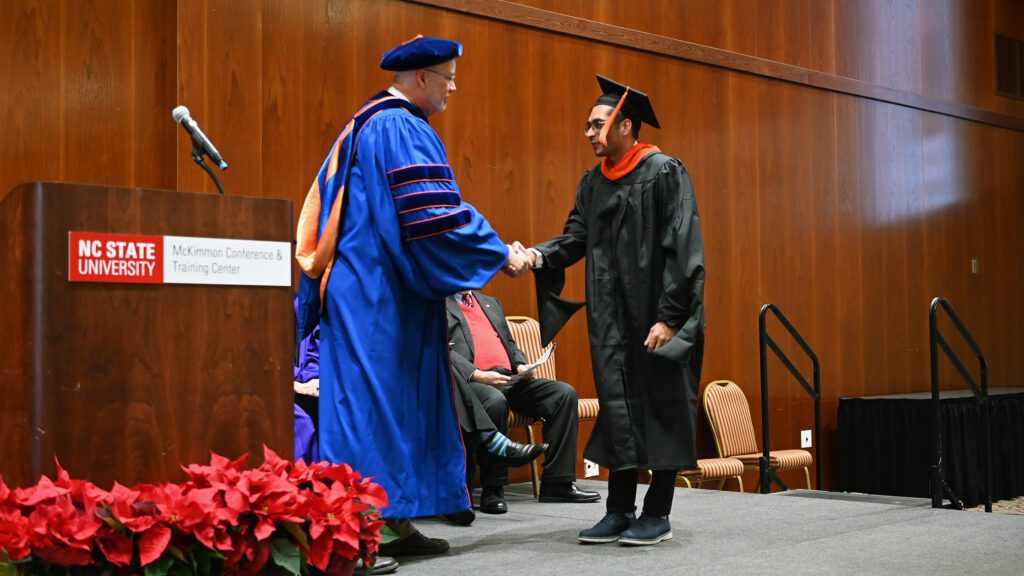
[0,182,294,488]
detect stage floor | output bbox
[394,480,1024,575]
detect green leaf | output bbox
[270,536,302,575]
[281,521,309,551]
[0,562,18,576]
[143,554,175,576]
[166,543,188,563]
[379,524,401,545]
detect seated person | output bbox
[294,320,321,464]
[447,290,601,513]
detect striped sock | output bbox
[483,431,511,457]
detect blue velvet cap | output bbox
[380,35,463,71]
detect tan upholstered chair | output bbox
[505,316,599,497]
[703,379,812,490]
[677,458,745,492]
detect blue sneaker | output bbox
[618,514,672,546]
[577,512,635,544]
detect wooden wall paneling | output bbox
[176,0,262,198]
[62,1,173,189]
[0,0,175,197]
[961,122,1012,388]
[261,0,304,203]
[419,0,1024,131]
[753,0,816,71]
[0,0,62,197]
[831,94,868,401]
[695,66,763,462]
[920,113,973,390]
[752,76,818,490]
[136,0,178,190]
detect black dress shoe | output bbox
[479,487,508,514]
[443,508,476,526]
[355,555,399,574]
[377,530,450,556]
[504,441,549,467]
[538,482,602,503]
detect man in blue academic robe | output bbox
[295,36,530,558]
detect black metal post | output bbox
[758,307,770,494]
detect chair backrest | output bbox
[505,316,557,381]
[703,380,760,458]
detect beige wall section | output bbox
[1,0,1022,489]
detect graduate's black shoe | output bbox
[377,531,449,556]
[442,508,476,526]
[479,487,508,514]
[577,512,635,544]
[354,556,399,574]
[618,514,673,546]
[504,441,549,467]
[538,482,601,503]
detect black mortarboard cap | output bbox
[594,74,660,129]
[380,35,463,71]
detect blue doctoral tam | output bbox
[380,35,463,71]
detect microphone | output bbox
[172,106,228,170]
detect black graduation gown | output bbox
[534,151,706,471]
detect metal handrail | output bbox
[758,304,822,493]
[929,297,991,512]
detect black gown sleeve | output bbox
[652,160,706,363]
[531,171,592,345]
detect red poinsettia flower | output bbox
[27,495,102,566]
[5,448,387,574]
[241,472,306,541]
[90,482,173,567]
[0,478,31,562]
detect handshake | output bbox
[502,241,536,278]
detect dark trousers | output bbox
[470,377,578,488]
[607,469,677,517]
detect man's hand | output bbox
[511,241,537,268]
[471,369,511,389]
[502,244,531,278]
[515,363,535,382]
[644,321,679,353]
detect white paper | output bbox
[505,343,557,386]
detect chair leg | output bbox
[804,466,812,490]
[734,475,744,493]
[680,476,692,489]
[715,478,726,490]
[526,424,540,498]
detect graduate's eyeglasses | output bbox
[424,68,456,85]
[583,120,607,135]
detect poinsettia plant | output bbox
[0,447,387,575]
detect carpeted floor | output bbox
[389,480,1024,575]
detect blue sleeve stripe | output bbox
[394,190,462,215]
[388,164,455,189]
[402,208,472,242]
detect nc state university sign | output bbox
[69,231,290,287]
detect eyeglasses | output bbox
[583,119,607,135]
[424,68,456,85]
